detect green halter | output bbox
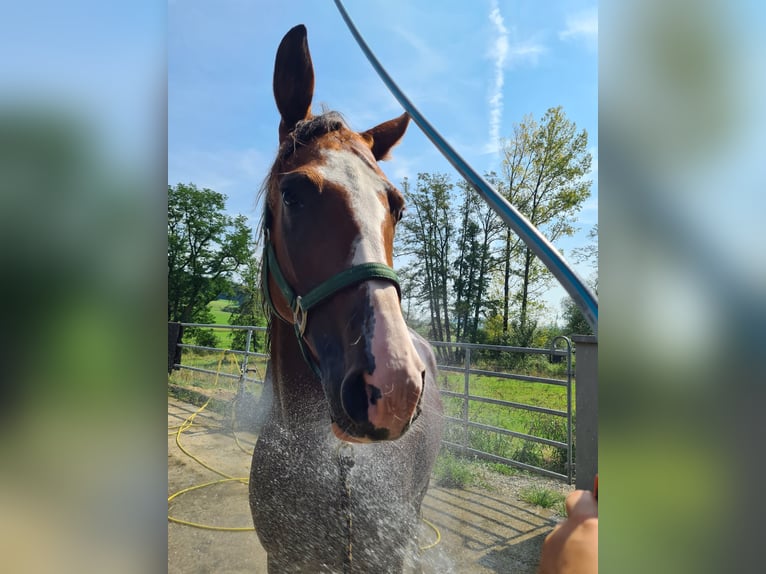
[261,232,401,377]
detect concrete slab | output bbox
[168,397,569,573]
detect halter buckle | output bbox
[337,442,355,468]
[292,296,308,336]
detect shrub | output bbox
[525,414,569,474]
[193,329,219,349]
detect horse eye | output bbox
[387,185,405,224]
[280,173,315,209]
[281,188,302,208]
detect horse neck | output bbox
[268,318,327,427]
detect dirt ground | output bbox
[168,397,571,573]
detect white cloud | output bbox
[508,40,546,63]
[559,7,598,50]
[169,147,266,192]
[386,155,418,185]
[487,0,509,155]
[168,147,268,224]
[391,24,449,75]
[485,3,548,154]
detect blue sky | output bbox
[168,0,598,322]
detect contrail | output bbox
[488,0,509,153]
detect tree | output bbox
[168,183,253,323]
[572,223,599,284]
[229,252,267,352]
[453,177,501,342]
[396,174,455,342]
[452,184,480,342]
[498,119,535,337]
[498,107,592,346]
[561,296,594,336]
[562,224,598,336]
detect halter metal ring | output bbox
[292,296,308,336]
[336,442,355,467]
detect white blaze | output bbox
[317,147,424,436]
[317,148,389,265]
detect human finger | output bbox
[565,489,598,519]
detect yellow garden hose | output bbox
[168,350,253,530]
[168,478,253,531]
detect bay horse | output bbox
[249,25,444,574]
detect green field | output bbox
[436,363,574,475]
[207,299,237,347]
[208,298,235,323]
[181,299,240,349]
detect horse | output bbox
[248,25,444,574]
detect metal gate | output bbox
[169,323,575,483]
[431,338,573,483]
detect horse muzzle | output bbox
[332,364,424,442]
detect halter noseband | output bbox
[261,230,401,377]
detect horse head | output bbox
[262,25,423,443]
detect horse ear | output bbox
[274,24,314,141]
[362,113,410,161]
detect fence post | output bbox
[572,335,598,490]
[233,327,257,431]
[552,336,574,484]
[168,322,183,374]
[238,328,253,396]
[463,346,470,455]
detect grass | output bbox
[208,298,236,322]
[438,366,574,476]
[519,485,566,511]
[431,451,479,488]
[431,451,568,504]
[169,345,269,408]
[439,370,570,414]
[483,461,520,477]
[185,299,264,349]
[206,299,237,348]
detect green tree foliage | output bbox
[497,106,592,346]
[453,177,502,343]
[452,185,481,342]
[563,224,597,336]
[168,183,253,323]
[572,223,598,273]
[561,296,594,336]
[396,174,455,342]
[394,106,592,348]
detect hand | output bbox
[537,488,598,574]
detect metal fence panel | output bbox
[168,322,577,483]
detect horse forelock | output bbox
[260,111,349,228]
[278,111,347,164]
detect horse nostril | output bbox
[368,384,382,405]
[340,372,370,424]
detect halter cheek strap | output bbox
[261,232,401,377]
